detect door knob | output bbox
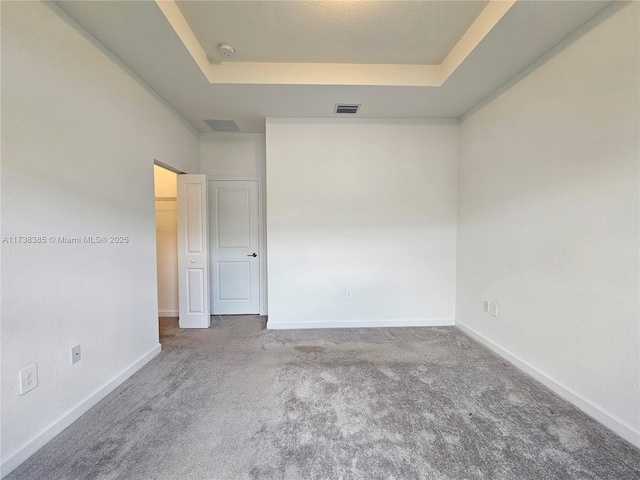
[247,253,257,257]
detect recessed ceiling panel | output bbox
[204,119,240,132]
[175,0,489,65]
[55,0,616,133]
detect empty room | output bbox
[1,1,638,479]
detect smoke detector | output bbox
[218,44,235,58]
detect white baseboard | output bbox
[267,318,454,330]
[158,310,178,317]
[0,344,162,478]
[456,320,640,448]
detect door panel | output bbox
[217,189,250,247]
[186,183,204,253]
[187,269,205,313]
[177,175,210,328]
[218,262,251,300]
[209,180,260,314]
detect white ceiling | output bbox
[55,0,613,133]
[176,1,489,65]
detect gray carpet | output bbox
[6,316,640,480]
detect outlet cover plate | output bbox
[71,344,81,364]
[19,364,38,395]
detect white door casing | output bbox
[209,179,260,314]
[177,174,210,328]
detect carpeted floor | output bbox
[7,316,640,480]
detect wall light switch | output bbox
[483,301,489,313]
[490,303,498,317]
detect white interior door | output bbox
[209,180,260,314]
[177,174,210,328]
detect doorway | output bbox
[154,164,179,318]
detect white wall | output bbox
[154,164,178,197]
[456,2,639,446]
[200,133,266,177]
[1,2,200,475]
[155,201,179,315]
[266,118,458,328]
[154,166,179,316]
[200,132,268,315]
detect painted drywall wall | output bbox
[154,164,178,197]
[155,199,178,316]
[456,2,639,445]
[200,133,266,177]
[200,132,269,315]
[1,2,199,475]
[154,166,179,316]
[266,118,458,328]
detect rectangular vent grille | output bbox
[334,104,360,114]
[204,119,240,132]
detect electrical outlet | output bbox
[71,344,81,364]
[490,303,498,317]
[345,289,353,300]
[19,364,38,395]
[483,301,489,313]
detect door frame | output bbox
[207,176,266,316]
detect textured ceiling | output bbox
[176,1,489,65]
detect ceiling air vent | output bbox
[204,119,240,132]
[334,104,360,114]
